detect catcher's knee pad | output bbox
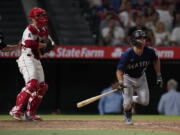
[38,82,48,96]
[25,79,39,93]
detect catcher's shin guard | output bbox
[26,82,48,116]
[16,91,31,109]
[26,94,42,116]
[9,90,30,120]
[10,80,39,116]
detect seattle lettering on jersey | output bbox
[127,61,150,70]
[117,46,158,78]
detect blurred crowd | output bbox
[79,0,180,46]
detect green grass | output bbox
[0,130,179,135]
[1,114,180,120]
[0,115,180,135]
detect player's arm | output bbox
[116,70,124,83]
[153,58,161,76]
[1,40,21,52]
[116,52,128,90]
[116,70,126,90]
[1,45,18,52]
[153,57,163,87]
[0,32,21,52]
[116,52,127,83]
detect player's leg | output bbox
[25,82,48,120]
[9,79,39,120]
[123,86,134,125]
[10,57,39,120]
[123,75,138,125]
[25,62,48,120]
[132,75,149,106]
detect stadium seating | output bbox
[0,0,27,44]
[40,0,95,45]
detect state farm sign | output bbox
[0,50,21,58]
[156,50,174,58]
[42,46,180,60]
[0,46,179,60]
[43,46,127,59]
[56,47,104,58]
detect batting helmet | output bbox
[29,7,48,27]
[131,30,147,46]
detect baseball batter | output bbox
[8,7,53,121]
[116,30,163,125]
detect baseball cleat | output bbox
[124,118,134,125]
[9,111,23,121]
[23,113,42,121]
[124,108,133,125]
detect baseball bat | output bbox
[77,88,119,108]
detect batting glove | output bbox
[117,81,125,91]
[156,74,163,88]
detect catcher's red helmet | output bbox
[29,7,48,27]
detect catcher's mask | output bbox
[131,30,147,47]
[29,7,48,27]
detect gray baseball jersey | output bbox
[117,46,158,109]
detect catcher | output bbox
[1,7,55,121]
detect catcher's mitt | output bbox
[0,32,7,50]
[40,38,54,55]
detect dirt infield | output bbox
[0,119,180,133]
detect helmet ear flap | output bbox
[131,38,137,46]
[131,38,143,46]
[131,30,146,46]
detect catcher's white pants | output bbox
[17,54,45,84]
[123,73,149,110]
